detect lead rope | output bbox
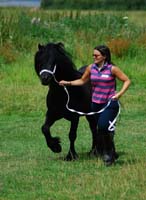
[64,86,112,115]
[64,86,120,131]
[39,66,120,131]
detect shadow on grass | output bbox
[48,150,140,167]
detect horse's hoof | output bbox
[114,152,119,160]
[88,147,100,158]
[51,144,62,153]
[47,137,62,153]
[64,152,78,161]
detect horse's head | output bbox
[34,42,65,85]
[35,42,77,85]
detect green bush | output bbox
[41,0,146,10]
[0,8,146,64]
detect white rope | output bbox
[64,86,113,115]
[108,100,120,131]
[39,65,56,76]
[63,86,120,131]
[39,65,120,130]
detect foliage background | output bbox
[41,0,146,10]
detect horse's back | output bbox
[78,65,88,74]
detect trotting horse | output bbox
[34,42,98,160]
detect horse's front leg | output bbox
[42,111,62,153]
[65,116,79,161]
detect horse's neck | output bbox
[49,79,61,91]
[56,65,80,81]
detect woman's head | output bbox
[94,45,111,64]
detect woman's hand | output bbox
[112,66,131,99]
[112,93,121,100]
[59,65,91,87]
[59,80,71,86]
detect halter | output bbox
[39,65,57,76]
[39,64,120,131]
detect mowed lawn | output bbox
[0,56,146,200]
[0,105,146,200]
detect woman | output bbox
[59,45,131,166]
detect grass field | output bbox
[0,53,146,200]
[0,8,146,200]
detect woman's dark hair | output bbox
[94,45,112,64]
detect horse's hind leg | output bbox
[85,115,100,156]
[65,116,79,161]
[42,111,62,153]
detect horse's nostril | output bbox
[40,73,48,80]
[40,74,51,85]
[41,78,49,85]
[42,81,48,86]
[42,74,48,79]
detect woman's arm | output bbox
[112,66,131,99]
[59,65,91,86]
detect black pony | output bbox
[34,42,98,160]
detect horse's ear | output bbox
[57,42,64,48]
[38,44,44,50]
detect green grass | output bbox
[0,54,146,200]
[0,111,146,200]
[0,8,146,200]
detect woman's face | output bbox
[93,49,106,65]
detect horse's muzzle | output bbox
[40,73,52,85]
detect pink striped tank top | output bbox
[90,63,116,104]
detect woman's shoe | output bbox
[102,153,115,166]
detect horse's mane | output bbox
[35,42,79,78]
[47,42,77,70]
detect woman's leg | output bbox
[98,100,120,166]
[91,103,105,157]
